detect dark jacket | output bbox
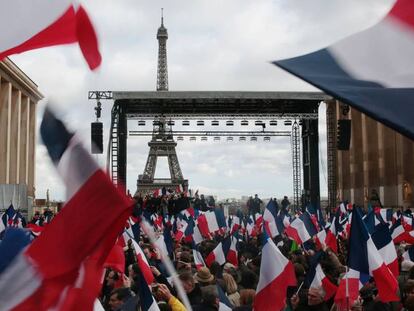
[188,283,203,305]
[192,304,218,311]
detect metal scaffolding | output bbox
[291,121,301,211]
[326,100,338,213]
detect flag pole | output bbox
[345,266,349,311]
[141,220,193,311]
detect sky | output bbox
[10,0,395,202]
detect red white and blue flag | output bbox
[335,269,369,311]
[0,108,132,310]
[347,208,399,303]
[253,235,296,311]
[274,0,414,140]
[306,253,338,301]
[0,0,101,70]
[205,236,231,267]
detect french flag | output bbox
[335,269,370,311]
[192,242,206,270]
[0,109,132,310]
[306,253,338,301]
[205,236,231,267]
[274,0,414,140]
[263,199,280,238]
[230,213,242,234]
[0,0,101,70]
[315,228,337,253]
[226,235,238,267]
[371,223,399,277]
[253,235,296,311]
[348,208,399,302]
[137,268,160,311]
[122,231,154,285]
[284,217,312,245]
[390,218,407,243]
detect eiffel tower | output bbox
[136,10,188,195]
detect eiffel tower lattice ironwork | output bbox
[157,8,168,91]
[136,11,188,195]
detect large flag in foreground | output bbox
[273,0,414,140]
[0,108,132,310]
[254,235,296,311]
[0,0,101,70]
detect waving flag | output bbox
[263,199,280,238]
[285,216,312,245]
[191,242,206,270]
[371,223,399,277]
[205,236,231,267]
[0,109,132,310]
[137,268,160,311]
[0,0,101,70]
[254,235,296,311]
[348,208,398,303]
[306,253,337,301]
[274,0,414,140]
[335,269,370,311]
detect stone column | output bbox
[336,102,351,201]
[9,88,21,184]
[28,100,36,198]
[378,124,398,208]
[19,96,30,184]
[362,114,380,207]
[0,80,11,183]
[350,109,364,205]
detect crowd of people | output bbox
[5,189,414,311]
[88,191,414,311]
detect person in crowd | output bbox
[233,289,255,311]
[154,283,187,311]
[178,271,203,305]
[281,195,291,212]
[101,270,121,309]
[195,267,215,287]
[223,272,240,306]
[192,285,220,311]
[124,239,136,275]
[108,287,134,311]
[290,287,329,311]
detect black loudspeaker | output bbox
[337,119,351,150]
[91,122,103,154]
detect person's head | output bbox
[209,261,223,278]
[109,288,132,310]
[201,285,219,308]
[142,244,152,259]
[239,289,256,306]
[405,280,414,297]
[179,272,195,293]
[195,267,215,286]
[127,239,133,248]
[254,194,258,198]
[404,295,414,311]
[240,269,257,289]
[223,273,238,295]
[307,287,325,306]
[128,263,140,280]
[106,270,119,287]
[177,251,192,271]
